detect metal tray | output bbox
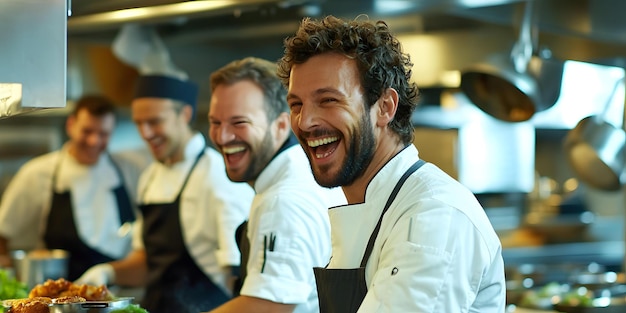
[49,297,134,313]
[4,297,135,313]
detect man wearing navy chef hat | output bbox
[77,74,255,313]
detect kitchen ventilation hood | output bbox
[0,0,67,118]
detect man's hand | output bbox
[74,263,115,286]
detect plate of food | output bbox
[3,279,147,313]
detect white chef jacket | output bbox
[0,144,147,257]
[240,145,347,313]
[327,144,506,312]
[132,133,254,295]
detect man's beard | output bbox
[238,130,276,183]
[315,112,375,188]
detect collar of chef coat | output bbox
[253,145,305,194]
[327,144,419,268]
[139,133,206,203]
[55,144,120,191]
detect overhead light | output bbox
[67,0,279,33]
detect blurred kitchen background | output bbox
[2,0,626,305]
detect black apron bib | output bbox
[44,153,135,281]
[232,220,250,296]
[139,151,229,313]
[313,159,426,313]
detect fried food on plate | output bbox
[4,297,51,313]
[28,278,114,301]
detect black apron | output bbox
[44,153,135,281]
[232,220,249,296]
[139,151,229,313]
[313,159,426,313]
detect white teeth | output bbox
[315,150,334,159]
[223,146,245,154]
[307,136,338,148]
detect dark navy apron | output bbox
[313,160,426,313]
[44,153,135,281]
[139,151,229,313]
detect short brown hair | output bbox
[71,94,117,118]
[210,57,287,123]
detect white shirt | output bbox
[0,144,148,258]
[133,133,255,295]
[240,145,347,313]
[327,144,506,312]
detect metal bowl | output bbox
[10,249,69,289]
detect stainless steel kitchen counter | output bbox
[503,240,624,269]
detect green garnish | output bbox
[110,303,149,313]
[0,269,28,312]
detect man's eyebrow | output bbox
[287,88,343,100]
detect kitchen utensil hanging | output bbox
[460,1,563,122]
[564,78,626,191]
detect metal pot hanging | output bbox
[564,79,626,191]
[460,1,563,122]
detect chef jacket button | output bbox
[391,267,398,275]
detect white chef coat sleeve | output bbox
[130,216,144,250]
[0,154,54,250]
[358,203,502,313]
[240,191,329,304]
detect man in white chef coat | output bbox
[205,57,346,313]
[77,74,255,313]
[0,94,147,281]
[277,16,506,312]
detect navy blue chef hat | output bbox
[134,75,199,108]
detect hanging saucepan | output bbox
[460,1,563,122]
[564,79,626,191]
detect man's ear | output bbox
[65,114,76,136]
[376,87,399,127]
[275,112,291,139]
[182,104,194,123]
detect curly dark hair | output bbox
[210,57,288,123]
[277,15,419,145]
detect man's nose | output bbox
[295,102,320,131]
[137,123,153,139]
[215,124,235,145]
[86,132,103,147]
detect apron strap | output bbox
[51,150,64,190]
[108,153,136,224]
[359,159,426,268]
[141,149,205,202]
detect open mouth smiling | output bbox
[222,144,247,165]
[223,145,246,154]
[307,136,339,159]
